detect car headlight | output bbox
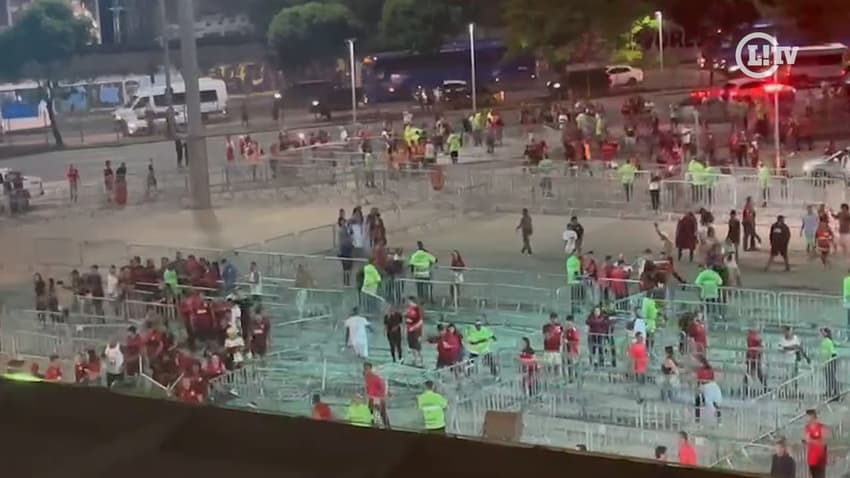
[388,87,395,93]
[311,100,319,106]
[274,93,282,100]
[553,82,561,89]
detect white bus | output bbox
[0,81,51,134]
[779,43,847,87]
[113,77,228,135]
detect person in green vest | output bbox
[757,161,770,207]
[361,259,382,314]
[466,319,497,375]
[687,158,705,203]
[1,372,44,382]
[346,395,374,427]
[641,295,658,349]
[418,380,449,434]
[820,327,839,398]
[566,251,582,285]
[447,132,462,165]
[538,155,554,197]
[618,159,637,202]
[409,241,437,302]
[163,264,179,298]
[472,112,484,146]
[843,269,850,328]
[694,265,723,319]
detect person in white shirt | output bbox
[344,307,372,359]
[562,227,578,255]
[778,326,804,378]
[104,340,124,388]
[248,262,262,299]
[226,294,242,333]
[340,127,349,143]
[106,265,120,316]
[631,313,647,342]
[224,327,246,366]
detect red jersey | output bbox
[44,365,63,382]
[695,366,715,382]
[405,305,423,335]
[312,402,333,421]
[565,327,580,356]
[203,361,225,379]
[74,363,86,383]
[629,342,648,374]
[688,322,707,351]
[124,333,143,359]
[364,371,387,399]
[175,385,203,404]
[817,228,833,251]
[519,350,537,374]
[542,323,563,352]
[679,443,698,466]
[226,142,235,162]
[67,168,79,184]
[144,330,164,358]
[746,333,762,360]
[806,422,827,466]
[437,333,461,364]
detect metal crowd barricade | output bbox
[778,291,847,329]
[394,277,555,314]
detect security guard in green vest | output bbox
[418,380,449,434]
[466,319,497,375]
[409,241,437,302]
[346,395,374,427]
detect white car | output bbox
[0,168,44,196]
[607,65,644,86]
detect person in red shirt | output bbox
[629,332,649,383]
[586,306,612,368]
[74,352,87,384]
[66,164,79,204]
[405,297,424,367]
[608,261,630,299]
[687,313,708,355]
[203,354,225,380]
[143,321,165,361]
[542,313,563,376]
[174,376,203,405]
[249,306,271,359]
[225,135,235,163]
[564,316,580,382]
[598,255,614,302]
[124,325,143,378]
[804,409,828,478]
[85,348,101,384]
[519,337,538,396]
[436,325,460,369]
[678,431,698,466]
[312,393,333,421]
[363,362,390,429]
[44,354,63,382]
[745,329,766,396]
[190,296,215,350]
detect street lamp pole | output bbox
[469,23,477,112]
[655,11,664,72]
[346,39,357,125]
[109,0,125,44]
[157,0,175,138]
[773,68,781,170]
[177,0,211,209]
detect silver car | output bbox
[801,148,850,180]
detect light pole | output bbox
[773,67,781,170]
[177,0,211,209]
[346,38,357,125]
[469,22,477,112]
[157,0,175,138]
[655,11,664,72]
[109,0,125,44]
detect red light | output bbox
[763,83,784,94]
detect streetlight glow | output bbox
[469,23,477,112]
[346,38,357,125]
[655,11,664,71]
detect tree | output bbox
[268,2,362,71]
[0,0,90,147]
[379,0,461,51]
[503,0,651,68]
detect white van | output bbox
[113,78,228,135]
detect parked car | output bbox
[547,68,611,99]
[802,148,850,181]
[606,65,644,86]
[434,80,504,109]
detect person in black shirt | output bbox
[766,215,791,272]
[383,307,404,363]
[654,445,668,461]
[568,216,585,254]
[726,210,741,256]
[770,438,796,478]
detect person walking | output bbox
[417,380,448,434]
[466,319,497,376]
[517,208,534,255]
[618,158,637,202]
[758,161,771,207]
[804,409,828,478]
[678,431,698,466]
[675,212,697,262]
[727,210,741,256]
[363,362,390,429]
[802,205,819,256]
[695,265,723,320]
[67,164,79,204]
[743,196,761,251]
[766,215,791,272]
[383,306,403,363]
[819,328,839,400]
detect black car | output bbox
[281,80,368,120]
[547,68,611,99]
[436,81,504,109]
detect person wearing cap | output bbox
[466,319,497,376]
[770,438,795,478]
[345,394,374,428]
[766,215,791,272]
[417,380,448,434]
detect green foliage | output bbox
[379,0,461,51]
[267,2,362,70]
[504,0,651,68]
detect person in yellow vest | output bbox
[346,394,374,427]
[687,158,705,203]
[704,164,719,206]
[418,380,449,434]
[409,241,437,302]
[843,269,850,328]
[618,158,637,202]
[361,258,382,313]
